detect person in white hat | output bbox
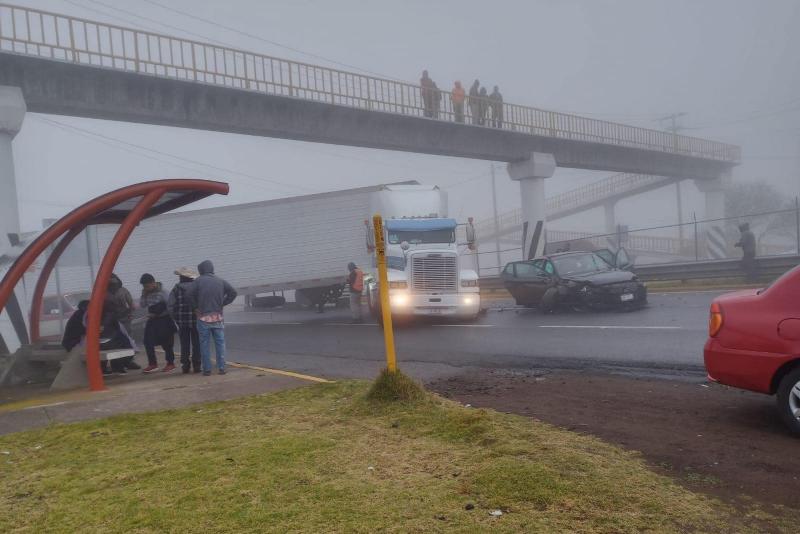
[168,267,200,374]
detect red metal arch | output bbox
[0,179,229,391]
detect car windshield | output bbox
[387,229,455,245]
[552,253,611,276]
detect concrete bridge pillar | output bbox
[695,174,730,260]
[507,152,556,260]
[0,87,26,241]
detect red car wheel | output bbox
[776,366,800,437]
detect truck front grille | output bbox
[411,254,458,292]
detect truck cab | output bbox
[364,185,480,321]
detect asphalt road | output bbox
[223,291,721,382]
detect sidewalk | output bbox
[0,363,317,436]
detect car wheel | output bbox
[776,366,800,436]
[540,288,559,314]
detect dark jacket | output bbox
[168,282,196,329]
[141,282,176,346]
[186,260,237,316]
[62,301,89,352]
[106,274,134,324]
[735,225,757,257]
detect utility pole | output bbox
[656,112,688,243]
[490,163,502,272]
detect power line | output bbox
[33,115,313,194]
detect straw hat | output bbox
[174,267,199,279]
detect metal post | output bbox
[795,196,800,255]
[490,163,502,271]
[676,180,684,242]
[54,256,65,337]
[693,212,699,261]
[373,214,397,373]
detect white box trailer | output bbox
[92,183,401,304]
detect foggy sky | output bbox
[9,0,800,233]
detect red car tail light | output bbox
[709,302,724,337]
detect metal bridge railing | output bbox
[0,3,740,163]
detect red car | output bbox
[704,265,800,435]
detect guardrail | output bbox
[0,3,740,162]
[479,255,800,292]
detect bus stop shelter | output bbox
[0,179,229,391]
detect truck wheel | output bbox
[776,367,800,436]
[540,288,559,314]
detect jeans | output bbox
[350,291,362,321]
[178,326,201,371]
[197,320,226,372]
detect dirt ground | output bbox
[429,370,800,511]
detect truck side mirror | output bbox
[466,218,476,250]
[400,241,410,251]
[365,220,375,252]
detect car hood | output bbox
[562,270,636,285]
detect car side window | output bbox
[514,262,541,278]
[503,263,515,276]
[543,261,555,275]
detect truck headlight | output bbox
[390,292,409,307]
[388,281,408,289]
[462,295,476,306]
[461,279,478,287]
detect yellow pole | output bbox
[373,214,397,372]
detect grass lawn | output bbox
[0,378,793,533]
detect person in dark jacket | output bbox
[62,300,134,375]
[139,273,177,374]
[489,86,503,128]
[420,70,436,118]
[185,260,237,376]
[106,273,140,370]
[468,79,481,124]
[168,267,201,374]
[478,86,489,126]
[734,222,757,280]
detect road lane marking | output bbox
[433,324,495,328]
[537,325,683,330]
[226,321,303,326]
[227,362,332,383]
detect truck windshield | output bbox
[387,230,455,245]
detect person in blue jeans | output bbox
[185,260,237,376]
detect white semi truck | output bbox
[363,184,481,321]
[30,182,480,320]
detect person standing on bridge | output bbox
[186,260,237,376]
[347,262,364,324]
[734,222,757,281]
[489,86,504,128]
[478,86,489,126]
[451,81,466,123]
[431,81,442,119]
[468,79,481,124]
[420,70,436,118]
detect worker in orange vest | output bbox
[347,262,365,323]
[451,81,466,123]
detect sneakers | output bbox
[162,363,177,373]
[202,371,211,376]
[142,364,159,374]
[218,369,226,375]
[126,361,142,370]
[182,365,191,374]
